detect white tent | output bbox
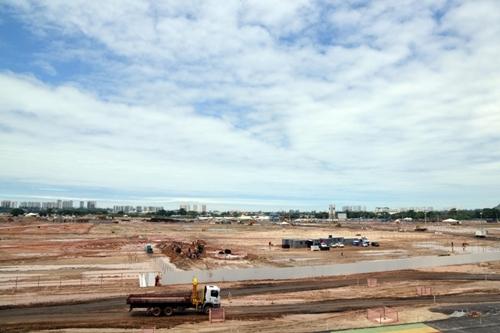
[442,218,459,223]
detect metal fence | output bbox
[367,278,378,287]
[1,272,137,293]
[367,307,399,324]
[416,286,433,296]
[209,307,225,323]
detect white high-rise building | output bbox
[328,204,336,220]
[62,200,73,209]
[179,203,190,211]
[201,204,207,213]
[342,205,366,212]
[113,205,133,213]
[42,202,58,209]
[19,202,41,209]
[2,200,16,208]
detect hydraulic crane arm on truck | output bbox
[126,278,221,317]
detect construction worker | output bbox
[155,274,161,287]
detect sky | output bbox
[0,0,499,211]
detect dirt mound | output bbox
[157,239,209,267]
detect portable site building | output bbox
[320,237,344,245]
[282,236,346,248]
[282,239,312,248]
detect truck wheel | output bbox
[203,304,212,314]
[164,307,174,316]
[151,307,162,317]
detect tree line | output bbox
[2,206,499,221]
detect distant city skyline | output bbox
[0,193,495,212]
[1,1,499,210]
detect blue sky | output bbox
[0,0,499,210]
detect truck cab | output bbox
[127,282,221,316]
[203,285,221,309]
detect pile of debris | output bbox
[214,248,247,260]
[158,239,207,260]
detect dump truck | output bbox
[127,278,220,316]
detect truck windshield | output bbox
[210,290,219,298]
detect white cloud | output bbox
[0,0,499,209]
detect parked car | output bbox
[361,240,370,247]
[337,242,344,248]
[310,245,320,251]
[330,242,338,248]
[319,242,330,251]
[371,241,380,247]
[352,239,360,246]
[475,229,487,238]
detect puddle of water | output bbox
[415,242,499,253]
[269,258,317,263]
[362,250,408,256]
[163,252,500,284]
[210,228,230,232]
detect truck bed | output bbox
[127,293,192,307]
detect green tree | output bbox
[11,208,25,216]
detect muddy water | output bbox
[415,242,499,254]
[161,251,500,285]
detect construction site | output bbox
[1,216,500,333]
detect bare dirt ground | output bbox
[2,291,500,332]
[1,217,499,332]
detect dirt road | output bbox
[225,270,500,297]
[2,291,500,332]
[1,269,498,332]
[228,294,500,318]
